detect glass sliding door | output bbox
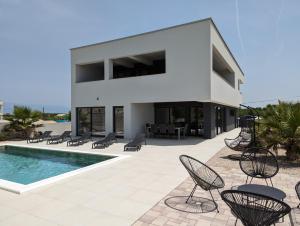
[155,107,170,124]
[113,106,124,137]
[190,106,204,136]
[171,106,186,127]
[91,107,105,136]
[76,107,105,136]
[77,108,91,135]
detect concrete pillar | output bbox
[105,104,113,135]
[71,107,77,136]
[124,103,132,139]
[104,59,113,80]
[203,103,216,138]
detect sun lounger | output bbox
[47,131,71,144]
[92,133,117,149]
[124,133,146,152]
[27,131,52,143]
[67,132,91,146]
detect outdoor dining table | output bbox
[236,184,287,222]
[236,184,286,201]
[145,126,184,140]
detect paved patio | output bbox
[134,146,300,226]
[0,129,240,226]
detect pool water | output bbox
[0,145,115,185]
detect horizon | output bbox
[1,0,300,111]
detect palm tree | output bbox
[7,106,42,138]
[258,101,300,160]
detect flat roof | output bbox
[71,18,244,76]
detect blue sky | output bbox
[0,0,299,112]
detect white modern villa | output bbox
[71,18,244,139]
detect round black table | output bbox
[237,184,286,201]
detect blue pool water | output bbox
[0,146,115,185]
[55,120,70,123]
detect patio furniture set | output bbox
[179,147,297,226]
[177,123,299,225]
[27,130,146,152]
[146,124,188,140]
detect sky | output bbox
[0,0,299,112]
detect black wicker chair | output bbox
[224,131,252,152]
[239,147,279,186]
[221,190,291,226]
[179,155,225,212]
[296,181,300,208]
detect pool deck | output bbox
[0,129,239,226]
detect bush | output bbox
[258,101,300,160]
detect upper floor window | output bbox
[76,61,104,83]
[111,50,165,79]
[238,79,243,91]
[212,46,235,88]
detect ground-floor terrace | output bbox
[74,101,238,139]
[0,128,299,226]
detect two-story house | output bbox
[71,18,244,139]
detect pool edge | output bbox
[0,143,130,194]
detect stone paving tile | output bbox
[134,147,300,226]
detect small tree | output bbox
[258,101,300,160]
[7,106,42,138]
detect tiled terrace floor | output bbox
[0,129,239,226]
[134,147,300,226]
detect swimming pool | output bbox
[0,145,126,193]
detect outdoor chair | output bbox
[159,124,168,137]
[224,131,252,151]
[296,181,300,208]
[124,133,146,151]
[92,132,117,149]
[47,131,72,144]
[67,132,91,146]
[221,190,291,226]
[27,130,52,143]
[150,124,159,137]
[239,147,279,186]
[167,124,176,138]
[179,155,225,212]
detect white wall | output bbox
[211,71,242,107]
[210,21,244,107]
[130,103,154,138]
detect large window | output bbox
[76,61,104,83]
[212,46,235,88]
[154,102,204,136]
[111,51,165,79]
[77,107,105,136]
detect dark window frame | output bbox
[76,107,105,136]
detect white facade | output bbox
[71,18,244,139]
